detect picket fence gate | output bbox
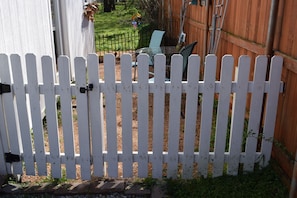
[0,53,283,180]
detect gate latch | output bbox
[0,83,11,94]
[5,152,21,163]
[80,83,93,93]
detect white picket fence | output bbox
[0,53,283,180]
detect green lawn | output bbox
[94,3,138,35]
[94,3,153,52]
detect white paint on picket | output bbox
[58,56,76,179]
[0,54,22,174]
[136,54,150,177]
[121,54,133,177]
[182,55,200,179]
[244,56,267,171]
[261,56,283,167]
[104,54,118,178]
[0,56,9,175]
[10,54,35,175]
[87,54,104,177]
[0,95,9,175]
[26,54,47,176]
[198,54,216,177]
[0,53,284,179]
[42,56,61,178]
[167,54,183,178]
[151,54,166,178]
[2,57,24,174]
[213,55,234,177]
[74,57,91,180]
[228,55,251,175]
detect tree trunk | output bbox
[103,0,115,12]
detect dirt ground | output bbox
[20,59,201,183]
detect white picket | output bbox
[261,56,283,167]
[104,54,118,178]
[136,54,150,177]
[0,76,9,175]
[10,54,35,175]
[182,55,200,179]
[198,54,216,177]
[42,56,61,178]
[228,55,251,175]
[212,55,234,177]
[74,57,91,180]
[0,54,22,174]
[120,54,133,177]
[1,55,23,174]
[244,56,267,171]
[0,67,9,175]
[0,53,284,179]
[167,54,183,178]
[87,54,104,177]
[58,56,76,179]
[26,54,47,176]
[151,54,166,178]
[0,85,7,174]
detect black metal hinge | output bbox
[5,152,21,163]
[80,83,93,93]
[0,83,11,94]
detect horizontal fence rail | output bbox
[0,53,283,180]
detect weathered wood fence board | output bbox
[0,53,284,180]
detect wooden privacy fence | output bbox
[0,53,283,180]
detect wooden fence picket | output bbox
[261,56,283,167]
[151,54,166,178]
[0,53,284,180]
[135,54,150,177]
[74,57,91,180]
[10,54,35,175]
[182,55,200,179]
[42,56,61,178]
[87,54,104,177]
[0,54,22,174]
[121,54,133,177]
[244,56,267,172]
[167,54,183,178]
[104,54,118,178]
[228,55,251,175]
[213,55,234,177]
[58,56,76,179]
[26,54,47,176]
[198,54,216,177]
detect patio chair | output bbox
[148,41,197,83]
[132,30,165,80]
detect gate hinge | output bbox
[5,152,21,163]
[80,83,93,93]
[0,83,11,94]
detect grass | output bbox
[94,3,154,52]
[94,3,139,35]
[165,162,288,198]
